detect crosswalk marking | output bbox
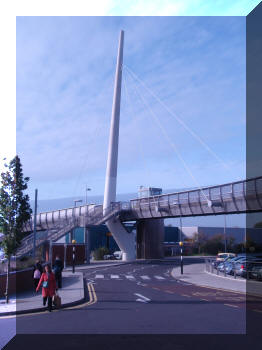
[111,275,120,279]
[154,276,165,280]
[95,274,104,279]
[140,275,150,280]
[126,275,135,279]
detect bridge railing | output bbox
[22,176,262,233]
[129,176,262,219]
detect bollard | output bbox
[234,269,236,279]
[224,264,226,277]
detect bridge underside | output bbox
[136,219,164,259]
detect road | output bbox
[14,260,248,334]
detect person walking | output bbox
[36,264,57,312]
[53,255,64,289]
[32,260,43,290]
[33,268,41,289]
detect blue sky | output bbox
[16,16,247,200]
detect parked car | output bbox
[216,256,240,272]
[224,256,248,275]
[216,253,236,263]
[103,254,115,260]
[250,263,262,280]
[113,251,122,260]
[234,258,262,278]
[212,255,232,269]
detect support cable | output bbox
[122,71,152,188]
[125,68,209,203]
[124,64,234,176]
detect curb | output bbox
[204,270,246,282]
[170,267,247,295]
[0,275,87,317]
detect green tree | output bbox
[0,156,32,303]
[254,221,262,228]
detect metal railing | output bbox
[22,176,262,235]
[205,258,262,281]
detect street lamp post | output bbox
[86,186,91,205]
[72,199,82,241]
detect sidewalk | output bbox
[171,262,262,296]
[0,260,128,316]
[0,270,84,316]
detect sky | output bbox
[15,15,247,201]
[0,0,260,202]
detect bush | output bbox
[93,247,110,260]
[13,257,36,271]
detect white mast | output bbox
[103,30,135,261]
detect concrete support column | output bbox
[136,219,164,259]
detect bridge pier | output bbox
[106,219,136,261]
[136,219,164,259]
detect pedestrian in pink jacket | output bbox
[36,264,57,312]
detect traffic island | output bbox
[171,262,247,294]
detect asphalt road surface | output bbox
[14,260,250,334]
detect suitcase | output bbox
[53,293,62,309]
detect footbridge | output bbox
[19,176,262,257]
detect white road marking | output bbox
[126,275,135,280]
[95,275,104,279]
[134,293,151,303]
[111,275,120,279]
[154,276,165,280]
[224,304,239,308]
[140,275,150,280]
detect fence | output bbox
[205,258,262,281]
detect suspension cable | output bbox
[122,71,152,188]
[125,68,210,203]
[124,64,233,175]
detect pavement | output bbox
[171,261,262,296]
[0,270,85,316]
[0,260,127,316]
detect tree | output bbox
[0,156,32,303]
[254,221,262,228]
